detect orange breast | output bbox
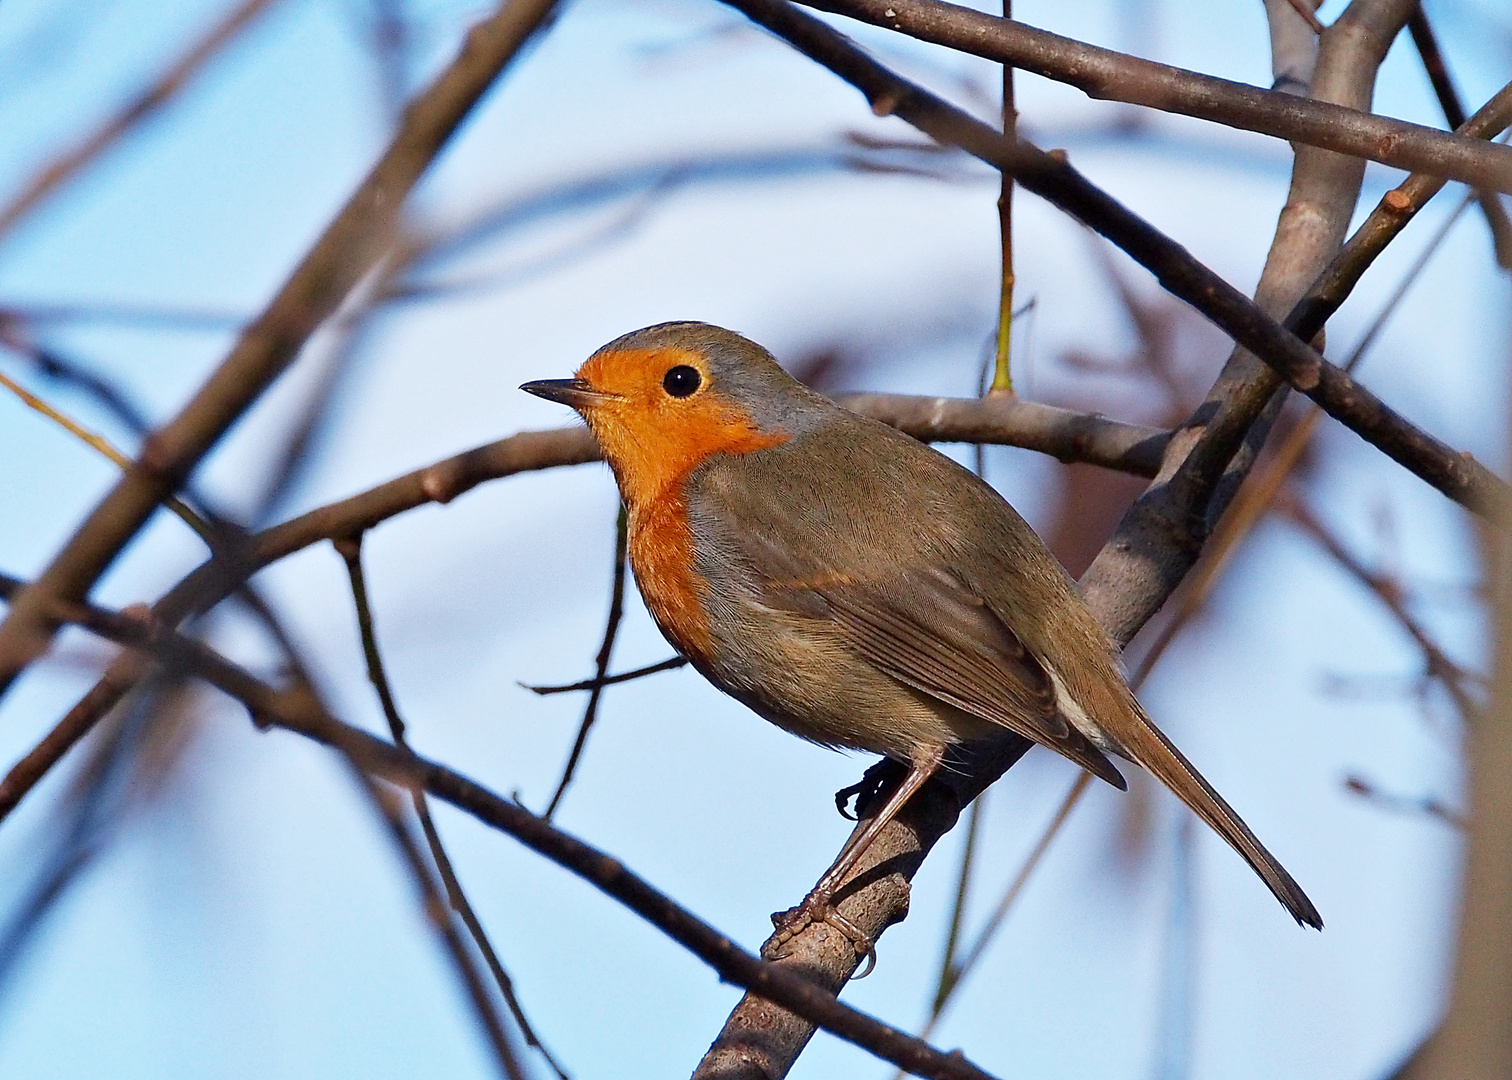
[628,490,712,662]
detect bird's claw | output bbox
[763,896,877,977]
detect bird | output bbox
[521,321,1322,963]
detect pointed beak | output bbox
[519,378,612,410]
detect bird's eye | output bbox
[662,365,702,397]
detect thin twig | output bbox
[0,673,191,992]
[345,763,529,1080]
[1343,775,1465,829]
[335,533,570,1079]
[0,324,154,434]
[1284,497,1481,723]
[0,369,212,545]
[545,506,629,820]
[990,0,1015,394]
[522,655,687,695]
[903,772,1092,1057]
[930,793,985,1014]
[1285,0,1327,34]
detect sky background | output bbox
[0,0,1506,1077]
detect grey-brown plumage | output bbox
[523,321,1323,932]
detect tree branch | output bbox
[800,0,1512,194]
[695,0,1454,1072]
[1086,0,1426,639]
[724,0,1509,528]
[0,0,562,698]
[544,507,629,820]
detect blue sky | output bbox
[0,0,1505,1077]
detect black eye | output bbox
[662,365,701,397]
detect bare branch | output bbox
[0,0,563,698]
[1091,0,1431,642]
[1344,775,1465,829]
[800,0,1512,193]
[343,764,530,1080]
[522,656,687,696]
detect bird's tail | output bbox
[1118,712,1323,929]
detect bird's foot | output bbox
[763,894,877,978]
[833,759,902,820]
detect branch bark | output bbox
[0,0,561,698]
[1084,0,1422,638]
[800,0,1512,194]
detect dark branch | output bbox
[801,0,1512,194]
[1405,1,1512,265]
[719,1,1509,525]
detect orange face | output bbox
[571,346,786,510]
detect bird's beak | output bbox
[519,378,614,410]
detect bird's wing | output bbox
[757,555,1126,790]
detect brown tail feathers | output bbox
[1120,714,1323,929]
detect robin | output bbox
[522,321,1321,964]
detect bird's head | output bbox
[521,322,814,505]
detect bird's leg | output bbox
[764,746,945,975]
